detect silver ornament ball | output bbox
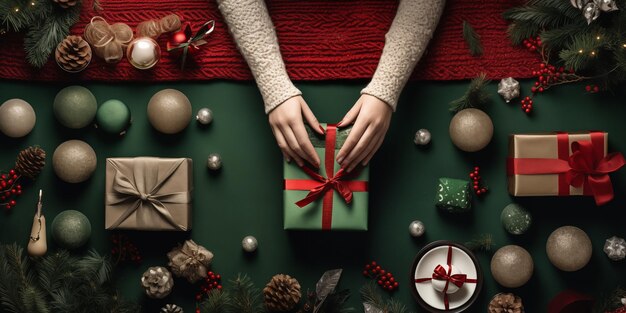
[207,153,222,170]
[413,129,431,145]
[604,236,626,261]
[242,235,258,252]
[497,77,520,103]
[408,220,425,237]
[196,108,213,125]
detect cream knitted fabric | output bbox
[217,0,445,113]
[361,0,446,111]
[217,0,301,113]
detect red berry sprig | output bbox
[522,36,541,52]
[362,261,398,292]
[111,234,142,265]
[585,84,600,93]
[469,166,488,196]
[521,96,533,114]
[0,169,22,211]
[196,271,223,302]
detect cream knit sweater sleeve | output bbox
[217,0,446,113]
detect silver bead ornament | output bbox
[595,0,618,12]
[408,220,425,237]
[583,2,601,24]
[603,236,626,261]
[414,129,431,145]
[207,153,222,170]
[242,235,258,252]
[196,107,213,125]
[497,77,520,103]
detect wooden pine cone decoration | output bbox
[15,146,45,179]
[55,35,92,73]
[52,0,78,8]
[488,293,524,313]
[263,274,302,312]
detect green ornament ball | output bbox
[0,99,36,138]
[147,89,192,134]
[53,140,97,183]
[53,85,98,129]
[501,203,532,235]
[51,210,92,249]
[96,99,131,135]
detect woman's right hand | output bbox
[268,96,324,168]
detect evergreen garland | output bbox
[0,0,83,68]
[0,243,140,313]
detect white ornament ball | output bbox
[408,220,425,237]
[414,129,431,146]
[0,99,36,138]
[431,264,461,294]
[196,108,213,125]
[207,153,222,170]
[604,236,626,261]
[242,235,258,253]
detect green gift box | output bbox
[283,124,369,230]
[435,177,471,213]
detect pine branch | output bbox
[227,274,263,313]
[449,73,491,112]
[386,299,408,313]
[506,20,541,45]
[464,234,495,252]
[37,250,74,292]
[462,21,482,56]
[0,245,26,313]
[360,282,405,313]
[74,250,111,285]
[559,33,604,72]
[0,0,40,31]
[539,21,590,50]
[200,290,232,313]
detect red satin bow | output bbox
[295,167,353,207]
[432,265,468,288]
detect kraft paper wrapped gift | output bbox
[283,124,368,230]
[105,157,192,230]
[507,131,625,205]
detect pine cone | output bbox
[263,274,302,312]
[55,35,92,73]
[488,293,524,313]
[141,267,174,299]
[52,0,78,8]
[161,304,183,313]
[15,146,45,179]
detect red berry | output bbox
[476,190,482,195]
[538,87,544,92]
[12,175,17,180]
[531,87,536,93]
[208,271,214,276]
[0,175,5,180]
[7,180,12,184]
[5,204,10,209]
[362,270,369,276]
[375,266,381,271]
[196,309,201,313]
[389,277,395,282]
[9,170,15,175]
[378,280,383,285]
[365,264,371,269]
[540,63,545,69]
[525,108,531,113]
[16,185,21,189]
[585,85,591,92]
[9,200,16,206]
[217,285,222,290]
[394,282,399,287]
[371,261,377,266]
[196,294,202,301]
[469,173,474,178]
[379,269,386,275]
[593,86,599,93]
[216,274,221,280]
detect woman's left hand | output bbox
[336,94,392,172]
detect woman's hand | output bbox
[269,96,324,168]
[336,94,392,172]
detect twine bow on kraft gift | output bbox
[84,16,133,63]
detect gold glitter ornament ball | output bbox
[147,89,192,134]
[490,245,534,288]
[546,226,592,271]
[449,108,493,152]
[0,99,36,138]
[52,140,97,183]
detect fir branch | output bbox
[449,73,491,112]
[200,290,232,313]
[503,5,576,29]
[360,282,406,313]
[386,299,408,313]
[559,33,604,72]
[462,21,482,56]
[227,274,263,313]
[37,250,74,292]
[507,20,542,45]
[20,285,49,313]
[464,234,494,252]
[539,21,590,50]
[0,0,40,31]
[74,250,111,285]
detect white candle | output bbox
[128,37,160,69]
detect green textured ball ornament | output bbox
[51,210,91,249]
[0,99,36,138]
[53,86,98,129]
[53,140,97,183]
[95,99,131,135]
[501,203,532,235]
[147,89,192,134]
[546,226,592,271]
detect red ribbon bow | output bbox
[507,132,625,205]
[294,167,354,207]
[415,246,478,310]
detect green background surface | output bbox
[1,79,626,313]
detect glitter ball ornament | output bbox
[147,89,192,134]
[414,129,431,145]
[0,99,36,138]
[207,153,222,170]
[546,226,592,271]
[242,235,258,252]
[196,108,213,125]
[127,37,161,69]
[500,203,532,235]
[53,86,98,129]
[141,266,174,299]
[491,245,533,288]
[449,108,493,152]
[497,77,520,103]
[604,236,626,261]
[52,140,97,183]
[95,99,131,135]
[50,210,92,249]
[409,220,425,237]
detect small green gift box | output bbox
[283,124,369,230]
[435,177,471,213]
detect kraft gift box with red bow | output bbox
[507,131,625,205]
[283,124,368,230]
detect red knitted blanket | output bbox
[0,0,537,82]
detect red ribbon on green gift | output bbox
[284,124,368,230]
[507,131,625,205]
